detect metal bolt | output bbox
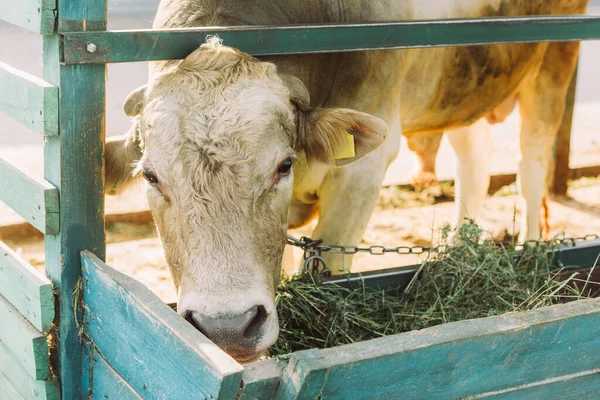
[86,43,97,53]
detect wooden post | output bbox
[43,0,107,397]
[551,63,579,195]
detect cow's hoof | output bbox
[411,170,439,191]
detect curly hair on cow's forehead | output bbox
[177,35,269,76]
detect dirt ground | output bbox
[4,176,600,303]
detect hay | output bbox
[271,221,598,357]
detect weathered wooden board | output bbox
[240,359,284,400]
[0,372,25,400]
[87,347,143,400]
[0,240,54,333]
[42,1,107,395]
[0,62,58,135]
[0,157,59,235]
[61,15,600,64]
[0,340,59,400]
[81,251,244,399]
[0,295,50,381]
[275,298,600,399]
[0,0,56,34]
[480,369,600,399]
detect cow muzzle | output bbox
[182,301,278,362]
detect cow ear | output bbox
[302,108,388,166]
[105,125,143,195]
[123,85,147,117]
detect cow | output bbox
[408,94,518,191]
[104,0,588,362]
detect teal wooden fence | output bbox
[1,1,600,398]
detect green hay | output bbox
[271,221,597,357]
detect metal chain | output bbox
[286,233,600,276]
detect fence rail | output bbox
[61,15,600,64]
[0,157,59,235]
[0,0,56,35]
[0,61,58,135]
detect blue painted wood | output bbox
[0,372,25,400]
[0,156,59,235]
[61,15,600,64]
[41,0,107,397]
[0,61,58,135]
[0,0,56,34]
[81,251,244,399]
[239,359,284,400]
[89,347,142,399]
[0,295,50,381]
[0,340,59,400]
[484,370,600,399]
[275,299,600,399]
[0,240,54,333]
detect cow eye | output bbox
[277,158,293,176]
[142,169,158,184]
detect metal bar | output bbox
[61,15,600,64]
[553,238,600,268]
[0,61,58,135]
[324,239,600,291]
[42,0,107,397]
[0,156,59,235]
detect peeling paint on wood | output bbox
[240,359,284,399]
[81,251,244,399]
[90,347,143,399]
[41,0,107,395]
[275,299,600,399]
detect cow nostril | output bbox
[184,311,208,336]
[243,305,267,340]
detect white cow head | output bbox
[105,38,387,362]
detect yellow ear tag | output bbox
[333,131,355,160]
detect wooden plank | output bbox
[275,298,600,399]
[81,251,244,399]
[552,62,579,195]
[0,295,50,380]
[42,1,107,396]
[240,359,284,400]
[60,15,600,64]
[0,0,56,34]
[0,340,59,400]
[0,372,25,400]
[0,157,59,235]
[0,240,54,333]
[477,369,600,399]
[0,61,58,135]
[89,347,142,400]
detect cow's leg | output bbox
[517,42,580,242]
[407,131,443,190]
[309,116,401,273]
[446,118,492,230]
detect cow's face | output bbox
[105,39,387,362]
